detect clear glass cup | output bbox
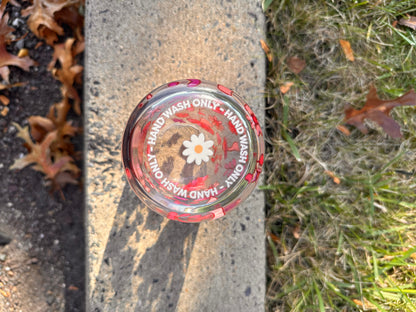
[122,79,264,222]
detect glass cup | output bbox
[122,79,264,222]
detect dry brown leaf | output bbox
[344,85,416,138]
[353,298,377,310]
[260,39,273,62]
[49,38,84,114]
[28,115,56,141]
[267,231,281,244]
[339,39,355,61]
[0,3,36,82]
[398,15,416,30]
[0,106,8,116]
[22,0,80,45]
[28,98,79,155]
[292,224,301,239]
[54,5,84,42]
[324,170,341,184]
[287,56,306,74]
[0,289,9,298]
[280,81,294,94]
[336,124,351,136]
[0,94,9,105]
[0,39,36,79]
[0,1,14,37]
[10,123,79,190]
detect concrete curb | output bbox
[85,1,266,311]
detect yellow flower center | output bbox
[194,144,203,154]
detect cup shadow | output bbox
[91,183,199,311]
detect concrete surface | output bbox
[85,1,266,311]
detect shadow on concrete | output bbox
[92,184,199,311]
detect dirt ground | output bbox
[0,3,84,312]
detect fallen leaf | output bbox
[0,94,9,105]
[260,39,273,62]
[267,231,281,244]
[28,98,79,154]
[292,224,301,239]
[0,39,36,79]
[10,123,79,190]
[49,38,84,114]
[54,5,84,42]
[398,15,416,30]
[324,170,341,184]
[339,39,355,61]
[0,289,9,298]
[0,106,8,116]
[336,124,351,136]
[344,85,416,138]
[353,298,377,310]
[0,3,36,82]
[280,81,294,94]
[22,0,80,45]
[287,56,306,74]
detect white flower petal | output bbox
[182,132,215,165]
[186,153,196,164]
[201,155,209,163]
[198,133,205,142]
[204,140,214,148]
[195,157,202,165]
[182,148,192,156]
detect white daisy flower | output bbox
[182,133,214,165]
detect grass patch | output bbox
[263,1,416,311]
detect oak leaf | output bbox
[344,85,416,138]
[0,1,36,82]
[28,98,79,153]
[10,123,79,190]
[22,0,80,45]
[49,38,84,114]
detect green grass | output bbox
[263,1,416,311]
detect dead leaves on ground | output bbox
[8,0,84,193]
[11,98,81,193]
[339,39,354,62]
[0,0,36,90]
[343,85,416,138]
[10,121,80,191]
[49,38,84,114]
[397,15,416,30]
[260,39,273,62]
[287,56,306,74]
[22,0,83,45]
